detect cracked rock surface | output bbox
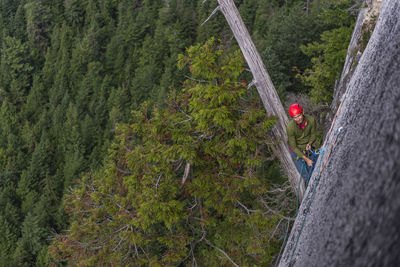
[278,1,400,266]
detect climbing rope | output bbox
[288,127,343,265]
[276,148,320,266]
[278,102,346,266]
[295,162,305,214]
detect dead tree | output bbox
[306,0,310,15]
[203,0,304,197]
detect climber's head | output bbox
[289,103,304,123]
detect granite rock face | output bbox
[278,1,400,266]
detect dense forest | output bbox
[0,0,356,265]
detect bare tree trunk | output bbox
[210,0,304,197]
[306,0,310,15]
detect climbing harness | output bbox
[308,148,320,157]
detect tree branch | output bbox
[112,237,124,252]
[155,174,162,189]
[260,199,295,221]
[269,218,284,241]
[174,158,184,171]
[114,225,129,234]
[181,161,191,185]
[201,6,221,26]
[247,79,257,89]
[267,185,292,194]
[236,201,256,216]
[184,75,209,83]
[133,242,139,257]
[115,202,130,214]
[204,239,239,267]
[188,198,198,210]
[116,166,133,175]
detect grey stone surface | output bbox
[278,1,400,266]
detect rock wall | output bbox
[278,1,400,266]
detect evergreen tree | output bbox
[24,0,53,66]
[13,213,46,266]
[24,74,47,122]
[17,132,54,214]
[0,36,33,107]
[62,102,85,189]
[64,0,86,29]
[0,215,19,264]
[49,39,291,266]
[0,0,20,35]
[238,0,258,33]
[12,3,26,41]
[259,2,326,95]
[0,187,20,264]
[298,0,356,103]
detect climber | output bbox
[286,103,318,187]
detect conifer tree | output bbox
[62,102,85,189]
[0,215,18,264]
[49,38,293,266]
[24,0,52,65]
[13,213,46,266]
[0,36,33,107]
[0,0,19,35]
[0,188,20,264]
[298,0,355,103]
[24,74,47,122]
[259,1,325,94]
[12,3,26,41]
[17,132,54,214]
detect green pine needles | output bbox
[297,0,356,104]
[49,38,287,266]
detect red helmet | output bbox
[289,103,303,117]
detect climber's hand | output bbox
[303,157,313,167]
